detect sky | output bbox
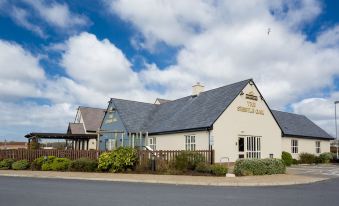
[1,0,339,141]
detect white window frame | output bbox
[291,139,298,154]
[149,137,156,150]
[246,136,261,159]
[185,135,196,151]
[316,141,321,154]
[105,139,115,151]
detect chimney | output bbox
[192,82,204,96]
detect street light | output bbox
[335,101,339,159]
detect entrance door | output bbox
[238,136,261,159]
[238,137,245,159]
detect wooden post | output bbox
[121,133,124,147]
[139,132,142,149]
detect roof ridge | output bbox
[110,98,154,105]
[79,106,105,110]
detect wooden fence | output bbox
[0,149,214,168]
[0,149,101,162]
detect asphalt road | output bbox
[1,176,339,206]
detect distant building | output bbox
[0,142,27,150]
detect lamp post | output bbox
[335,101,339,159]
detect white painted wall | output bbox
[282,137,331,159]
[211,82,282,162]
[88,139,97,150]
[148,131,209,151]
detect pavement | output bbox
[287,164,339,178]
[0,169,326,186]
[1,176,339,206]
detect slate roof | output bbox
[68,123,85,134]
[154,98,171,104]
[111,79,251,134]
[79,107,106,132]
[272,110,333,140]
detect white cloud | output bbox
[0,40,45,100]
[24,0,88,29]
[10,6,45,38]
[108,0,339,135]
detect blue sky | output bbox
[1,0,339,141]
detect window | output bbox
[105,139,115,151]
[149,137,156,150]
[105,111,117,124]
[291,139,298,154]
[185,135,196,151]
[246,136,261,159]
[316,141,321,154]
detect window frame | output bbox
[291,139,298,154]
[185,135,196,151]
[315,141,321,154]
[149,137,156,150]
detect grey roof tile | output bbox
[68,123,85,134]
[79,107,106,132]
[272,110,333,139]
[111,79,250,133]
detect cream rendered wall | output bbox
[282,137,330,159]
[211,82,282,163]
[148,131,209,150]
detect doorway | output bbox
[238,136,261,159]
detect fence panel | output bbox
[0,149,101,162]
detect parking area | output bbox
[288,164,339,178]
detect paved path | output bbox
[0,170,325,186]
[1,176,339,206]
[288,164,339,178]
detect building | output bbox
[98,79,333,162]
[25,106,105,150]
[0,141,27,150]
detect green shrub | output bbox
[210,164,228,176]
[98,147,137,172]
[173,151,205,171]
[299,153,316,164]
[195,162,211,173]
[281,151,293,166]
[50,158,71,171]
[12,160,30,170]
[318,152,333,164]
[69,158,98,172]
[292,158,299,165]
[234,159,286,176]
[0,158,15,170]
[31,156,47,170]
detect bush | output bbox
[173,151,205,171]
[233,159,286,176]
[50,158,71,171]
[299,153,316,164]
[292,159,299,165]
[318,152,333,164]
[31,157,46,170]
[69,158,98,172]
[12,160,30,170]
[0,158,15,170]
[281,151,293,166]
[195,162,211,173]
[98,147,137,172]
[210,164,228,176]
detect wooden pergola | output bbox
[25,133,97,150]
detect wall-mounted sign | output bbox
[237,101,264,115]
[246,91,258,101]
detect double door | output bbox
[238,136,261,159]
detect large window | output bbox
[246,136,261,159]
[316,141,321,154]
[291,139,298,154]
[149,137,156,150]
[185,135,196,151]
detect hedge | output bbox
[299,153,317,164]
[69,158,98,172]
[234,159,286,176]
[0,158,14,170]
[12,160,30,170]
[173,151,205,171]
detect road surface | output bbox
[0,176,338,206]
